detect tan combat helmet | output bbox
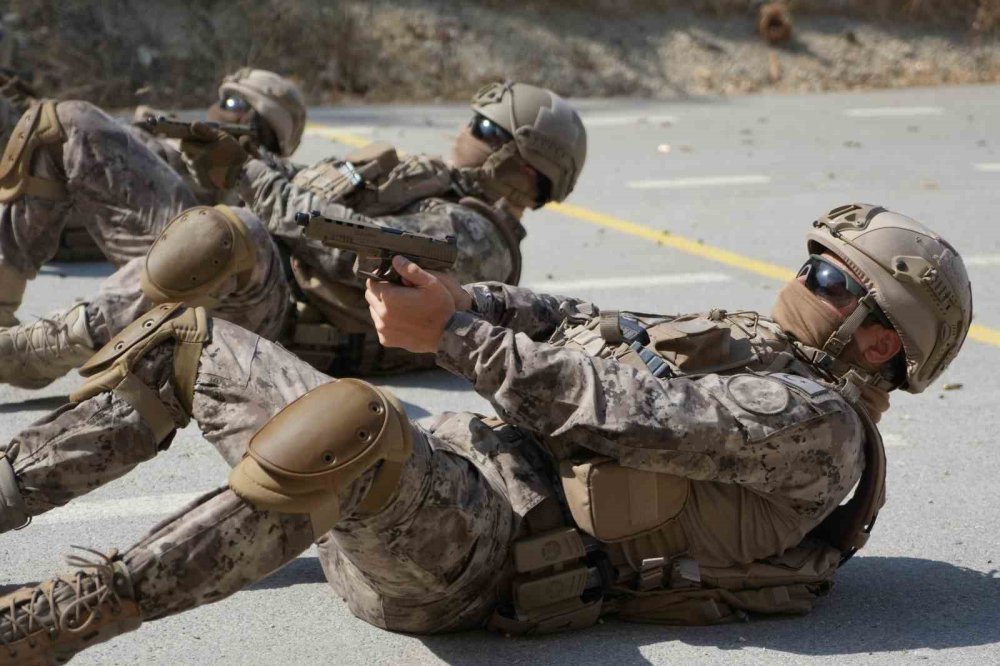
[471,81,587,204]
[807,203,973,393]
[219,68,306,156]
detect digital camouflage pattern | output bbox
[0,281,869,645]
[0,99,196,278]
[239,153,517,373]
[241,153,516,291]
[450,283,866,532]
[85,206,290,348]
[2,317,529,632]
[0,203,289,387]
[124,120,240,207]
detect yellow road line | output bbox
[307,126,1000,349]
[549,202,1000,348]
[304,123,372,149]
[970,323,1000,346]
[548,203,796,282]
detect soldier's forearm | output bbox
[465,282,599,339]
[436,312,628,439]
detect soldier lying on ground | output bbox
[49,68,307,261]
[238,81,588,374]
[0,87,291,388]
[0,204,972,663]
[0,81,588,387]
[127,67,307,207]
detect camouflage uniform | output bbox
[1,283,867,637]
[0,96,289,387]
[239,153,519,374]
[84,206,290,347]
[123,120,238,206]
[0,99,196,277]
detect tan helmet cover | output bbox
[471,81,587,203]
[219,68,306,156]
[141,205,257,308]
[807,203,973,393]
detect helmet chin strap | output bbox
[806,292,898,393]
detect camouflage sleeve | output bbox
[378,199,516,285]
[436,313,864,503]
[238,155,351,245]
[461,282,599,339]
[120,122,171,163]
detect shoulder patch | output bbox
[725,374,790,415]
[771,372,830,398]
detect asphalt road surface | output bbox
[2,84,999,665]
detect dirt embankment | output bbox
[2,0,999,107]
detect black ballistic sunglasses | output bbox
[469,114,514,145]
[798,254,893,328]
[220,93,253,115]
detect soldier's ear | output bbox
[862,326,903,366]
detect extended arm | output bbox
[462,282,600,340]
[239,155,351,245]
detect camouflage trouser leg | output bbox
[85,209,292,349]
[317,429,516,633]
[116,428,515,632]
[6,345,189,517]
[8,317,516,632]
[123,487,316,620]
[5,317,326,518]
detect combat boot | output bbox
[0,263,28,327]
[0,548,142,665]
[0,447,28,535]
[0,303,96,389]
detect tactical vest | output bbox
[489,309,885,634]
[288,144,525,374]
[0,99,67,203]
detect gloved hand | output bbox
[180,122,249,191]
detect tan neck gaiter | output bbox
[857,383,890,424]
[771,279,842,350]
[773,280,891,422]
[450,126,494,168]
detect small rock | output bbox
[942,383,963,391]
[758,2,792,45]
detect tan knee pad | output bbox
[229,379,413,536]
[141,205,257,307]
[70,303,211,443]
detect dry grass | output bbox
[1,0,998,109]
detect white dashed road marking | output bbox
[882,433,910,448]
[628,174,771,189]
[973,163,1000,173]
[966,255,1000,267]
[31,492,204,526]
[582,114,679,127]
[845,106,944,117]
[528,272,731,292]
